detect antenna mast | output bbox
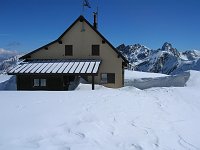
[96,0,99,15]
[93,0,99,29]
[81,0,91,32]
[82,0,91,16]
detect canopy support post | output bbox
[92,75,95,90]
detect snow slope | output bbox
[0,75,16,90]
[125,70,168,80]
[0,71,200,150]
[0,74,12,83]
[0,49,22,75]
[125,70,189,89]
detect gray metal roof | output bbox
[8,59,101,75]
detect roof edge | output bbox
[20,15,129,63]
[20,16,83,60]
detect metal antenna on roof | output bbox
[97,0,99,15]
[81,0,91,32]
[93,0,99,30]
[82,0,91,16]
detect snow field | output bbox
[0,70,200,149]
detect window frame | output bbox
[33,79,40,87]
[40,79,46,87]
[101,73,115,84]
[33,79,47,87]
[65,45,73,56]
[92,45,100,56]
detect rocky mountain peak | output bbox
[117,42,200,75]
[160,42,180,57]
[162,42,173,51]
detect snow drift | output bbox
[0,75,16,90]
[125,71,190,89]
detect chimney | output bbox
[93,12,98,30]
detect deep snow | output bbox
[0,74,12,83]
[0,70,200,150]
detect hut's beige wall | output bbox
[29,20,123,88]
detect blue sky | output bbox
[0,0,200,53]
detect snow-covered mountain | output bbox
[117,42,200,74]
[0,55,22,73]
[0,49,22,73]
[0,48,18,58]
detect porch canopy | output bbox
[8,59,101,90]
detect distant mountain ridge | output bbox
[117,42,200,74]
[0,55,22,73]
[0,48,18,59]
[0,49,22,73]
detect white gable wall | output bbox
[29,20,123,88]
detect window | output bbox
[101,73,107,83]
[65,45,73,56]
[33,79,46,87]
[92,45,100,56]
[40,79,46,87]
[34,79,40,87]
[101,73,115,84]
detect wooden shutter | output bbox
[65,45,73,56]
[92,45,100,56]
[107,73,115,83]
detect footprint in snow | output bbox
[75,132,86,139]
[16,104,25,111]
[131,144,143,150]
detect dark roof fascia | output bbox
[7,72,99,76]
[20,15,129,63]
[20,40,57,59]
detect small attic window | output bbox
[58,41,62,44]
[45,47,48,50]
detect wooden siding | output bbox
[17,75,71,91]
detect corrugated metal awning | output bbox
[8,59,101,75]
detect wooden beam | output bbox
[92,75,95,90]
[16,75,20,90]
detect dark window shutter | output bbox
[92,45,100,56]
[65,45,73,56]
[107,73,115,83]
